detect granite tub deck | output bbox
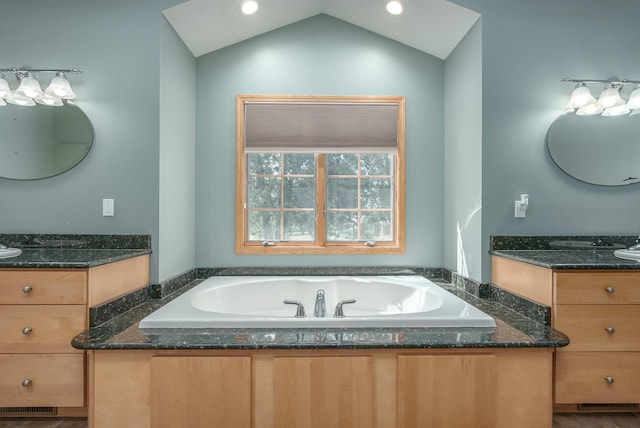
[72,269,568,351]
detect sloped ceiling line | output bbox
[162,0,480,59]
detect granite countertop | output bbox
[490,249,640,270]
[72,278,569,351]
[0,248,151,269]
[0,233,152,268]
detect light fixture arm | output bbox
[561,77,640,86]
[1,67,82,80]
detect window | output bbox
[236,95,405,254]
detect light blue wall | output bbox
[195,15,444,268]
[0,0,184,283]
[452,0,640,282]
[443,20,483,282]
[159,17,197,282]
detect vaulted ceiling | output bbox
[162,0,480,60]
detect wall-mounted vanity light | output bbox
[0,67,81,107]
[562,77,640,116]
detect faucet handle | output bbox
[334,299,356,318]
[283,300,306,318]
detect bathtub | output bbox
[138,276,496,329]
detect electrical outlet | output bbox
[102,199,114,217]
[514,201,526,218]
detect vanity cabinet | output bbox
[492,256,640,410]
[0,255,149,414]
[88,348,552,428]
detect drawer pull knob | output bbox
[21,379,32,387]
[604,376,615,384]
[22,327,32,335]
[605,286,615,294]
[605,326,616,334]
[22,285,33,293]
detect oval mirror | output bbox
[0,102,93,180]
[547,113,640,186]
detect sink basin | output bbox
[614,249,640,262]
[0,247,22,259]
[549,240,626,249]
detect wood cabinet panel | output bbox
[397,354,497,428]
[150,356,251,428]
[0,353,84,407]
[0,270,86,304]
[272,356,374,428]
[555,352,640,403]
[0,305,85,353]
[555,305,640,352]
[555,271,640,304]
[87,255,149,306]
[491,257,553,305]
[88,349,553,428]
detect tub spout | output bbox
[314,289,326,318]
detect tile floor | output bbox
[0,414,639,427]
[553,413,640,428]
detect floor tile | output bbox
[553,412,640,428]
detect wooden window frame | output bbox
[235,94,406,255]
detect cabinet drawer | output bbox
[0,305,85,353]
[0,270,86,304]
[555,352,640,404]
[0,353,84,407]
[555,305,640,352]
[555,271,640,304]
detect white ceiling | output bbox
[162,0,480,60]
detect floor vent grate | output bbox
[0,406,57,417]
[578,403,640,412]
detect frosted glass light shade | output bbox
[602,105,630,116]
[626,86,640,110]
[567,83,595,108]
[45,73,76,99]
[5,93,36,106]
[597,85,624,108]
[576,103,603,116]
[14,72,43,98]
[0,75,11,98]
[35,93,63,106]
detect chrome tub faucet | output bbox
[314,289,326,318]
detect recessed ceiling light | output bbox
[240,0,259,15]
[385,0,405,15]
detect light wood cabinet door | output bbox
[555,305,640,352]
[397,354,497,428]
[271,356,374,428]
[0,305,86,353]
[0,353,84,407]
[0,270,86,304]
[555,352,640,403]
[150,356,251,428]
[555,271,640,304]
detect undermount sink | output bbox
[549,240,626,249]
[614,249,640,262]
[0,247,22,259]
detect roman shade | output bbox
[244,102,399,153]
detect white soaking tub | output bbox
[138,275,496,329]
